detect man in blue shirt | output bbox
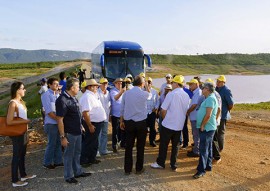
[215,75,234,153]
[120,75,151,175]
[186,79,202,157]
[59,72,66,93]
[56,78,91,184]
[110,78,126,152]
[146,77,159,147]
[41,78,62,169]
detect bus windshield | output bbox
[105,56,144,79]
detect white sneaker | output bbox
[96,151,101,158]
[21,174,37,181]
[12,181,28,187]
[104,150,113,155]
[150,162,164,169]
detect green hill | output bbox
[0,48,91,64]
[150,53,270,75]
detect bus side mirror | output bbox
[100,54,105,67]
[144,54,152,67]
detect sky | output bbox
[1,0,270,55]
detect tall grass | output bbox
[234,102,270,111]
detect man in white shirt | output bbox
[97,78,112,155]
[79,79,107,166]
[151,75,190,171]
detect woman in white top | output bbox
[6,81,36,187]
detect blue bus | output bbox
[91,41,152,82]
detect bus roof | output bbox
[103,41,143,51]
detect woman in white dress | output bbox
[6,81,36,187]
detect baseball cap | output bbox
[99,78,108,84]
[172,75,184,85]
[139,72,145,78]
[186,79,198,85]
[113,78,123,83]
[41,78,47,82]
[165,84,172,90]
[81,81,87,88]
[217,75,226,82]
[205,78,214,84]
[126,74,133,78]
[146,77,152,82]
[124,78,131,83]
[165,74,172,78]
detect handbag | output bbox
[0,116,28,136]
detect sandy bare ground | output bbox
[0,110,269,191]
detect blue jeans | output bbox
[81,121,103,164]
[191,120,200,154]
[197,130,215,173]
[147,112,156,144]
[99,122,109,154]
[179,117,189,146]
[11,134,27,183]
[111,116,126,149]
[44,124,62,166]
[64,133,83,180]
[158,115,163,132]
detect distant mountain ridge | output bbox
[0,48,91,63]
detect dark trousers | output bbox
[217,119,227,151]
[213,128,221,160]
[197,130,215,173]
[80,120,103,164]
[111,116,126,149]
[124,119,147,173]
[11,135,27,183]
[147,112,157,144]
[180,117,189,146]
[156,125,181,169]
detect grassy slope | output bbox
[0,61,80,118]
[0,61,65,79]
[149,54,270,77]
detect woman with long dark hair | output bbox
[6,81,36,187]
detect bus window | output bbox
[127,57,143,76]
[106,57,126,78]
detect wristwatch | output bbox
[60,135,66,139]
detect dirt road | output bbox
[0,110,269,191]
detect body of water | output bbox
[153,75,270,104]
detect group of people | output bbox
[6,71,234,187]
[149,74,234,179]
